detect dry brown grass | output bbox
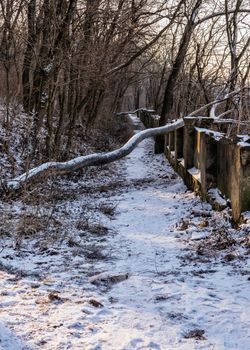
[1,208,62,240]
[75,218,110,236]
[98,202,117,217]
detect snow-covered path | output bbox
[84,118,250,350]
[0,116,250,349]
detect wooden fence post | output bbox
[175,127,184,160]
[199,132,217,200]
[238,144,250,220]
[183,117,196,169]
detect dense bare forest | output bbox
[0,0,249,175]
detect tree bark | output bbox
[4,119,184,192]
[155,0,202,153]
[22,0,36,112]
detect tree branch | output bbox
[195,8,250,25]
[4,119,184,192]
[105,0,185,76]
[188,88,249,118]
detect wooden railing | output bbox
[138,109,250,221]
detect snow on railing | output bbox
[138,109,250,222]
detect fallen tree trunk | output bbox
[4,118,184,192]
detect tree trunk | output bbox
[4,119,184,192]
[22,0,36,112]
[155,0,202,153]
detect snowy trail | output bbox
[0,116,250,349]
[84,118,250,349]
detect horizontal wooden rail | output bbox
[138,109,250,221]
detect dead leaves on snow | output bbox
[48,292,64,303]
[89,272,130,289]
[88,299,104,308]
[184,329,206,341]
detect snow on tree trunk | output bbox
[4,119,184,192]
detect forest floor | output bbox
[0,115,250,350]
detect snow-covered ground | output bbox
[0,116,249,349]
